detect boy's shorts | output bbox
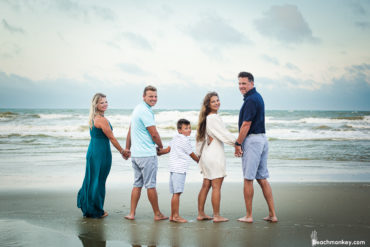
[242,134,269,180]
[132,156,158,188]
[169,172,186,194]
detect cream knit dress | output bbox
[196,114,236,180]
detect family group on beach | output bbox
[77,71,278,223]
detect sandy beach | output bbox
[0,182,369,247]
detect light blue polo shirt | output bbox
[131,101,156,157]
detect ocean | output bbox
[0,109,369,190]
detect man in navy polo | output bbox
[234,72,278,223]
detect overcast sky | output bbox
[0,0,369,110]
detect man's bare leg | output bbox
[238,179,254,223]
[147,188,168,221]
[197,179,213,220]
[170,193,187,223]
[211,177,228,222]
[257,179,278,222]
[125,187,142,220]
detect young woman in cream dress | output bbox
[196,92,236,222]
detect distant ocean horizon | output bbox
[1,108,369,190]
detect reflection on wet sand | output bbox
[128,220,160,247]
[77,218,107,247]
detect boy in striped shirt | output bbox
[158,119,199,222]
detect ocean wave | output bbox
[268,117,369,125]
[0,133,82,139]
[332,116,365,120]
[270,156,370,162]
[0,111,19,118]
[155,110,199,124]
[267,128,370,141]
[0,123,368,140]
[312,125,332,130]
[38,114,75,119]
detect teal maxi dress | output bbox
[77,122,112,218]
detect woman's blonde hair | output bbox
[196,92,219,142]
[88,93,106,129]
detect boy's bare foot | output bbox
[213,216,228,223]
[238,216,253,223]
[100,211,108,218]
[154,213,168,221]
[263,216,278,223]
[197,214,213,221]
[124,214,135,220]
[171,216,188,223]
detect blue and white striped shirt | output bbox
[169,133,193,173]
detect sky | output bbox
[0,0,369,110]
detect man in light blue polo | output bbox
[124,85,168,221]
[234,72,278,223]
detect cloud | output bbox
[54,0,86,16]
[259,74,370,110]
[2,19,25,34]
[349,2,367,15]
[354,21,370,29]
[118,63,150,76]
[90,6,116,21]
[0,0,22,11]
[261,54,279,65]
[254,4,319,44]
[0,42,21,58]
[105,41,120,50]
[285,62,301,72]
[344,63,370,84]
[121,32,152,50]
[170,71,195,83]
[0,71,143,108]
[4,0,116,21]
[1,70,369,110]
[187,15,251,46]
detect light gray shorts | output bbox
[169,172,186,194]
[132,156,158,188]
[242,134,269,180]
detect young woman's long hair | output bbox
[196,92,218,142]
[88,93,106,129]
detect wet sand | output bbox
[0,182,369,247]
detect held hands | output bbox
[157,146,170,156]
[234,146,243,157]
[121,149,131,160]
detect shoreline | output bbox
[1,182,369,246]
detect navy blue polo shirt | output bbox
[238,88,265,135]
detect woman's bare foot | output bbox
[197,214,213,221]
[124,214,135,220]
[263,216,278,223]
[100,211,108,218]
[213,216,228,223]
[170,216,188,223]
[238,216,253,223]
[154,213,168,221]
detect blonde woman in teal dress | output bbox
[77,93,126,218]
